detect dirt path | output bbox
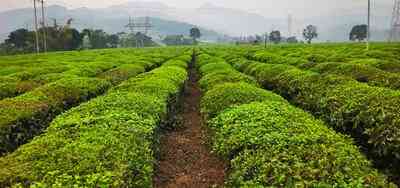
[153,57,227,188]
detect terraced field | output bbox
[0,44,399,187]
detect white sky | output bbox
[1,0,394,19]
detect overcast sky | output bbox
[1,0,394,19]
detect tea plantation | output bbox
[0,44,399,187]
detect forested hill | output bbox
[0,5,224,41]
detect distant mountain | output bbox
[0,1,393,42]
[168,3,284,36]
[0,4,224,41]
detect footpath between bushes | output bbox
[153,52,227,188]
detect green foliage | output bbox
[199,70,257,91]
[206,44,400,174]
[269,30,282,44]
[199,62,232,76]
[190,27,201,43]
[119,32,158,48]
[239,60,400,162]
[0,53,189,187]
[114,67,187,100]
[197,50,394,187]
[306,53,328,63]
[162,35,194,46]
[0,47,187,156]
[0,48,182,99]
[98,64,146,85]
[311,62,400,90]
[303,25,318,44]
[324,82,400,158]
[201,82,286,118]
[163,59,188,69]
[350,24,368,41]
[209,102,393,187]
[0,77,112,154]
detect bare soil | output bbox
[153,62,227,188]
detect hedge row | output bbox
[0,54,190,187]
[307,62,400,90]
[223,47,400,91]
[0,55,175,155]
[196,54,258,92]
[197,52,394,187]
[0,77,112,155]
[224,55,400,171]
[0,47,184,100]
[98,64,146,85]
[202,44,400,74]
[0,65,70,100]
[0,61,117,100]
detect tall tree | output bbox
[40,27,82,51]
[269,30,281,44]
[286,36,298,43]
[303,25,318,44]
[108,34,119,48]
[190,27,201,44]
[82,29,109,49]
[5,29,34,52]
[162,35,194,46]
[349,24,367,42]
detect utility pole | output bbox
[390,0,400,42]
[40,0,47,52]
[367,0,371,50]
[264,33,268,48]
[288,14,293,37]
[33,0,40,53]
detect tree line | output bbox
[0,22,158,55]
[0,25,202,55]
[237,24,369,45]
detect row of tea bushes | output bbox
[0,61,116,100]
[209,46,400,91]
[220,54,400,173]
[0,47,186,100]
[306,62,400,90]
[0,49,186,155]
[197,52,394,187]
[0,54,191,187]
[203,43,400,73]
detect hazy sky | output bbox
[1,0,394,18]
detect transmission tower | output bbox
[125,16,152,34]
[288,14,293,37]
[125,16,153,48]
[144,16,151,35]
[390,0,400,42]
[125,16,136,34]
